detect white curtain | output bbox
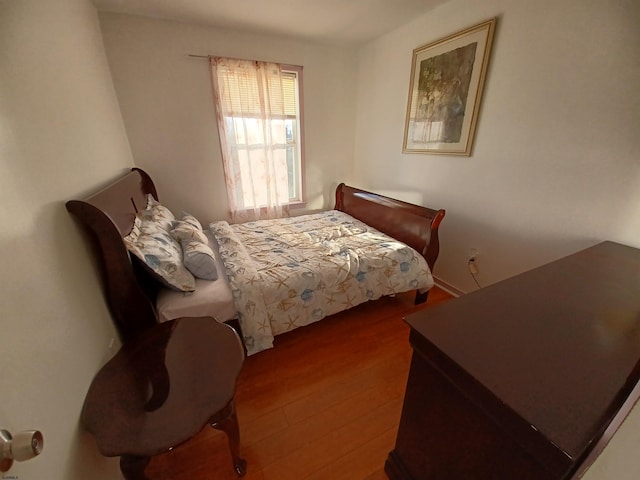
[210,57,291,223]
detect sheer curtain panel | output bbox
[210,57,291,222]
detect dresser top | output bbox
[407,241,640,466]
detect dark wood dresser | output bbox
[386,241,640,480]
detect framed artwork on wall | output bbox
[403,18,496,156]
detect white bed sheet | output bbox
[155,230,237,323]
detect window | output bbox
[211,58,305,221]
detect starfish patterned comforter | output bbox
[210,210,434,355]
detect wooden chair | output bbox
[81,316,247,479]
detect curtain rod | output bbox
[187,54,278,62]
[187,54,253,62]
[187,54,302,70]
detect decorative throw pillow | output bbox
[170,221,209,245]
[182,240,218,280]
[180,212,203,231]
[124,216,196,292]
[140,195,175,231]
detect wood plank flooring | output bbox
[146,287,453,480]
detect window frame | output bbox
[280,64,306,207]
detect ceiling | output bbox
[92,0,448,45]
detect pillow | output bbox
[182,240,218,280]
[140,195,175,231]
[180,212,203,231]
[170,221,209,245]
[124,216,196,292]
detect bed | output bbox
[66,168,445,354]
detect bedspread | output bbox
[210,210,433,355]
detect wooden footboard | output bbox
[335,184,445,296]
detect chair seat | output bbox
[81,316,246,478]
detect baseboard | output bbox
[434,276,465,297]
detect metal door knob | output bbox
[0,429,44,472]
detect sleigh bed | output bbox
[67,168,445,355]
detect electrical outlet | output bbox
[467,248,482,288]
[468,258,479,274]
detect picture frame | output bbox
[403,18,496,156]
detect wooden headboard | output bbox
[66,168,160,342]
[335,183,445,274]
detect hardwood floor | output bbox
[146,287,453,480]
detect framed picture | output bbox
[403,18,496,156]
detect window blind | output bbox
[216,66,298,117]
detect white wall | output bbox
[2,0,636,477]
[0,0,132,478]
[98,13,359,224]
[353,0,640,293]
[352,0,640,477]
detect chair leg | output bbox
[120,455,150,480]
[211,400,247,477]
